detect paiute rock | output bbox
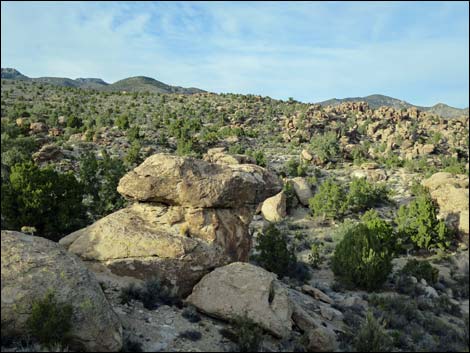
[60,203,253,297]
[1,231,122,352]
[186,262,293,338]
[117,153,282,208]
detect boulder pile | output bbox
[60,153,282,296]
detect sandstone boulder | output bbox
[422,172,469,235]
[1,231,122,352]
[422,172,469,191]
[291,177,314,206]
[203,148,256,165]
[301,149,313,161]
[261,191,287,222]
[29,122,47,134]
[186,262,293,338]
[117,154,282,208]
[60,203,252,297]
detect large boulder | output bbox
[261,191,287,222]
[186,262,293,338]
[117,153,282,208]
[290,177,314,206]
[60,203,253,297]
[1,231,122,352]
[422,172,469,235]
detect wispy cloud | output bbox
[1,1,468,107]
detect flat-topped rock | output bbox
[117,153,282,208]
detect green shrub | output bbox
[354,311,392,352]
[254,224,296,278]
[308,178,347,220]
[309,131,340,165]
[115,114,130,130]
[119,277,178,310]
[26,291,73,347]
[1,161,87,241]
[246,149,267,167]
[346,178,390,212]
[360,210,396,252]
[178,330,202,341]
[331,222,393,291]
[283,180,297,210]
[401,259,439,284]
[282,157,307,177]
[233,316,263,352]
[308,243,323,269]
[395,194,451,250]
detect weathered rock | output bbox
[301,285,334,304]
[117,154,282,208]
[60,203,252,297]
[29,122,47,133]
[186,262,293,338]
[203,148,256,165]
[32,144,63,163]
[306,327,338,352]
[301,149,313,161]
[422,172,469,191]
[291,177,313,206]
[261,191,287,222]
[1,231,122,352]
[351,168,387,182]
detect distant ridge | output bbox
[1,68,205,95]
[317,94,468,119]
[2,68,468,118]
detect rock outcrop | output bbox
[186,262,293,338]
[117,153,281,208]
[422,172,469,235]
[61,154,282,297]
[1,231,122,352]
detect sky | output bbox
[1,1,469,108]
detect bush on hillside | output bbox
[331,221,393,291]
[308,178,347,220]
[394,194,451,251]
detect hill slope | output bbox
[105,76,204,94]
[1,68,205,95]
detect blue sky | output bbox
[1,1,469,107]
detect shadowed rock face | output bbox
[1,231,123,352]
[117,153,282,208]
[61,153,282,297]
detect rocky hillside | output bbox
[1,78,469,352]
[317,94,468,119]
[1,68,205,94]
